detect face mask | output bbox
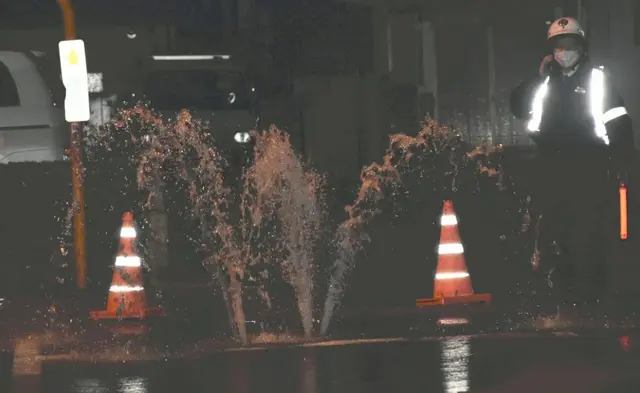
[554,49,581,69]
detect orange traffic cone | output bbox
[416,200,491,307]
[90,212,163,320]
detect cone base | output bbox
[108,323,151,335]
[416,293,492,308]
[89,306,164,320]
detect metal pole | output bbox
[487,24,498,144]
[57,0,87,289]
[577,0,583,25]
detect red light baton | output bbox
[620,182,628,240]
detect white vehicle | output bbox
[0,51,67,163]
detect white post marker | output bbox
[58,39,90,122]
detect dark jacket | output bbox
[510,57,634,157]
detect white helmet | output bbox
[547,17,585,40]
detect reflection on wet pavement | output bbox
[38,335,640,393]
[72,376,148,393]
[299,350,317,393]
[440,336,470,393]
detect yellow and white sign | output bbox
[58,39,90,122]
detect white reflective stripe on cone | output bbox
[115,256,141,267]
[120,227,136,238]
[603,106,628,123]
[110,285,144,292]
[438,243,464,254]
[440,214,458,226]
[435,272,470,280]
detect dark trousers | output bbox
[531,152,617,305]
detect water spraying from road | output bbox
[242,127,324,338]
[320,120,502,335]
[136,110,249,342]
[82,105,323,342]
[64,104,517,343]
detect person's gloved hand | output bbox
[539,55,554,76]
[610,150,635,181]
[611,161,628,183]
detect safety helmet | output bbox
[547,17,585,40]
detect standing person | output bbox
[510,17,635,325]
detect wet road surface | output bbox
[37,334,640,393]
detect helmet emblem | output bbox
[558,19,569,28]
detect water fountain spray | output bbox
[320,120,504,335]
[242,127,325,338]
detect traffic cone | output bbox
[90,212,163,320]
[416,200,491,307]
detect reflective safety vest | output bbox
[526,66,628,145]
